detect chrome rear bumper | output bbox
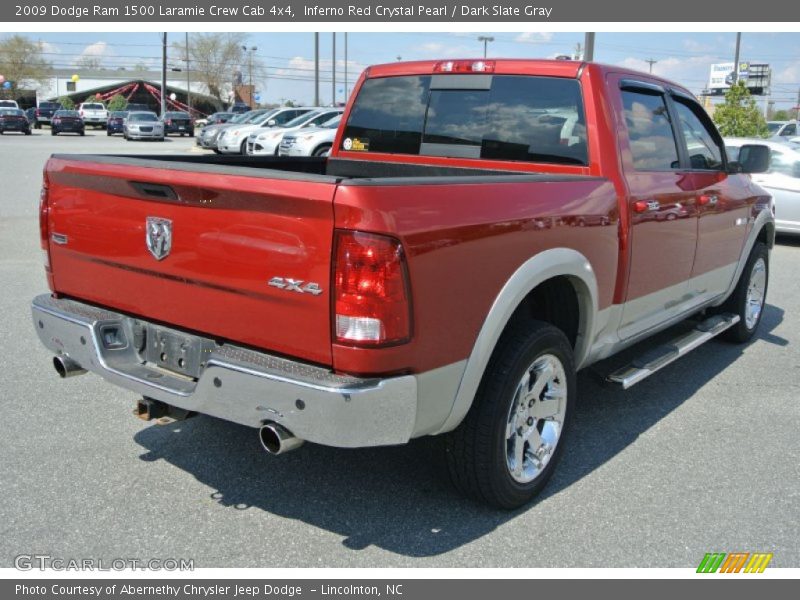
[31,294,417,448]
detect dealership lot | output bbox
[1,132,799,568]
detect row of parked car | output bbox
[196,106,344,157]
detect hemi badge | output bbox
[51,233,68,245]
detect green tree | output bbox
[107,94,127,111]
[712,81,769,138]
[58,96,75,110]
[770,109,791,121]
[0,35,52,97]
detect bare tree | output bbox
[172,33,263,107]
[76,56,103,70]
[0,35,52,96]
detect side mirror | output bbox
[267,119,277,127]
[737,144,771,174]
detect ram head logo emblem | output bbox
[145,217,172,261]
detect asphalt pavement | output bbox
[1,130,798,568]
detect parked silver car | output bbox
[197,109,273,151]
[278,115,341,157]
[123,111,164,141]
[726,137,800,234]
[218,107,318,155]
[247,108,343,156]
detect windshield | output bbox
[284,111,322,128]
[110,111,128,117]
[54,110,79,117]
[166,112,190,119]
[129,113,158,122]
[82,104,104,110]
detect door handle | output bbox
[699,194,718,206]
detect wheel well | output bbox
[505,276,581,350]
[757,222,775,249]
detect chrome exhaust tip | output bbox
[259,422,304,455]
[53,355,87,378]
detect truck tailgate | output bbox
[45,156,337,366]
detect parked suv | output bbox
[34,101,63,128]
[197,109,272,151]
[767,121,798,139]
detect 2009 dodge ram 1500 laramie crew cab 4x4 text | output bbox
[32,60,775,508]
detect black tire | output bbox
[717,241,769,343]
[240,139,249,155]
[80,130,85,136]
[35,122,41,130]
[51,130,56,136]
[443,321,576,509]
[106,129,111,136]
[312,144,332,157]
[25,129,31,135]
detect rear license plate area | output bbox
[143,324,215,378]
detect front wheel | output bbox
[312,144,332,157]
[443,321,575,509]
[718,241,769,343]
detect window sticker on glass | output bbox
[343,137,369,151]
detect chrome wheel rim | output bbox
[745,257,766,330]
[505,354,567,484]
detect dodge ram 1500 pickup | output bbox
[32,60,775,508]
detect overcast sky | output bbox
[9,31,800,110]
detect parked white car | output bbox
[247,108,343,156]
[216,107,316,155]
[726,137,800,234]
[278,115,341,157]
[78,102,109,128]
[0,99,20,109]
[767,120,797,140]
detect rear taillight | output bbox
[166,119,172,125]
[35,108,41,117]
[39,176,51,275]
[333,231,412,347]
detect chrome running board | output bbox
[607,313,740,389]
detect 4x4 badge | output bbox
[268,277,323,296]
[146,217,172,260]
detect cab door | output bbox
[613,78,699,340]
[670,93,752,303]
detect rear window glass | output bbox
[342,74,588,165]
[82,103,104,110]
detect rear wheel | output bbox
[444,321,575,509]
[718,241,769,343]
[240,139,249,155]
[80,130,85,136]
[51,130,56,136]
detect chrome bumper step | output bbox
[606,313,740,389]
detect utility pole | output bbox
[344,32,348,102]
[314,33,319,106]
[583,32,595,61]
[478,36,494,59]
[332,33,336,106]
[645,58,658,74]
[242,45,257,107]
[185,32,191,116]
[733,32,741,83]
[796,88,800,122]
[160,32,167,116]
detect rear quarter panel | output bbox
[332,178,619,375]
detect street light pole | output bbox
[185,32,191,116]
[583,32,595,61]
[314,33,319,106]
[645,58,657,74]
[332,33,336,106]
[344,32,348,102]
[478,35,494,58]
[733,32,741,84]
[160,32,167,116]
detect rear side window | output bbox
[621,90,680,171]
[342,74,587,165]
[781,123,797,136]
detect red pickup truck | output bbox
[33,60,774,508]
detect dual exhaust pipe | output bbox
[52,354,303,456]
